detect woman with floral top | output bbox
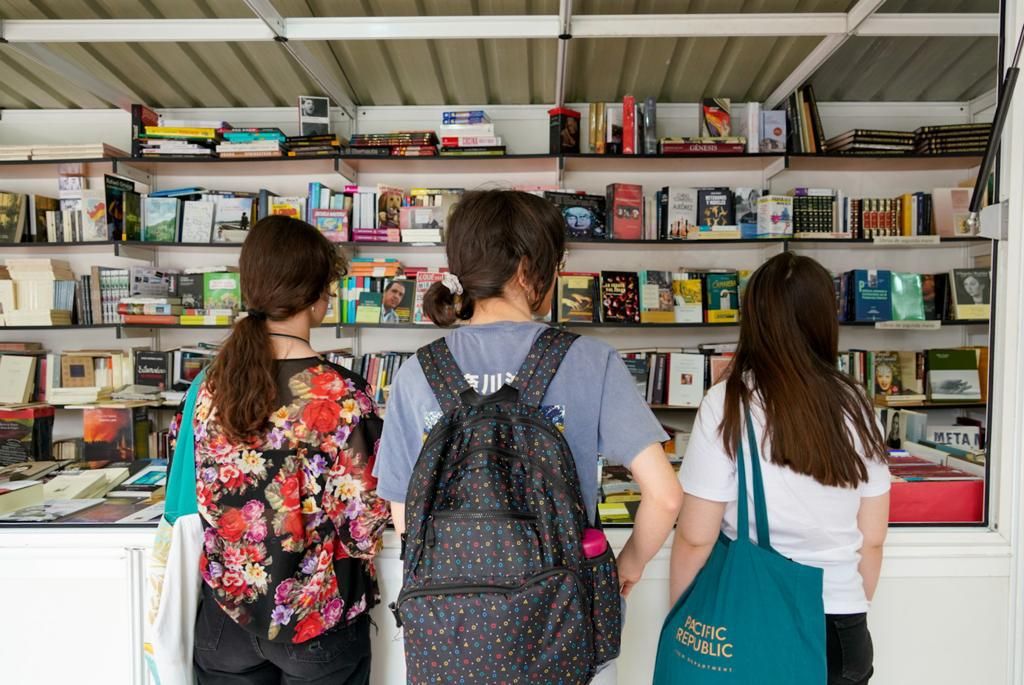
[186,216,389,684]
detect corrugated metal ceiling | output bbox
[0,0,999,109]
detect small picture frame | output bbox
[299,96,331,136]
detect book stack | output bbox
[348,131,438,157]
[914,123,992,155]
[3,259,77,326]
[784,84,826,154]
[118,297,182,326]
[0,145,33,161]
[28,143,128,161]
[438,111,505,156]
[286,134,344,158]
[826,129,915,154]
[139,122,224,157]
[216,128,286,158]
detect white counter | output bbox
[0,526,1011,685]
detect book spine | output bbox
[622,96,636,155]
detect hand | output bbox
[616,543,645,598]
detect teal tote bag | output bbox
[653,408,826,683]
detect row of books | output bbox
[837,268,989,323]
[325,351,413,407]
[554,266,990,327]
[843,346,988,407]
[826,123,992,155]
[0,259,77,326]
[544,185,975,242]
[338,269,443,325]
[0,341,217,408]
[620,344,734,408]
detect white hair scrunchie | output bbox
[441,272,464,296]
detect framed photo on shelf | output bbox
[299,96,331,136]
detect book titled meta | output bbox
[853,269,892,321]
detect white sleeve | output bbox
[679,387,737,503]
[861,456,892,498]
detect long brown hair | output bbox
[721,253,885,487]
[423,189,566,327]
[206,216,345,441]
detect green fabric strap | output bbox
[162,370,206,525]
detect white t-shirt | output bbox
[679,382,891,615]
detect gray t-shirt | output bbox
[373,321,668,521]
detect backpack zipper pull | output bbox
[425,516,437,547]
[389,601,403,628]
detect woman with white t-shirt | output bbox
[670,252,891,685]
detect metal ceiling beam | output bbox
[571,13,848,38]
[764,0,887,110]
[241,0,355,120]
[857,13,1000,38]
[1,13,997,44]
[0,43,140,111]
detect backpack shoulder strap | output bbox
[416,336,472,414]
[514,327,579,407]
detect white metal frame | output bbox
[0,7,1001,113]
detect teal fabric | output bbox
[162,370,205,525]
[653,408,826,683]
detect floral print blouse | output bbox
[185,358,388,644]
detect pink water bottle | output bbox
[582,528,609,558]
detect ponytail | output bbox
[206,216,345,442]
[422,281,459,327]
[207,313,277,441]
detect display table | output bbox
[0,526,1010,685]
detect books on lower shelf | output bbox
[839,346,988,406]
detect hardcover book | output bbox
[313,209,349,243]
[178,274,204,309]
[180,201,215,243]
[142,197,181,243]
[82,406,149,462]
[664,187,698,240]
[356,291,383,324]
[852,269,892,321]
[672,272,704,323]
[414,271,445,324]
[606,184,643,240]
[705,271,740,323]
[950,268,990,320]
[734,188,762,231]
[557,273,599,323]
[600,271,641,323]
[380,279,415,324]
[891,272,925,321]
[78,191,107,242]
[666,353,706,407]
[545,192,607,239]
[927,349,982,403]
[203,272,242,312]
[700,98,732,137]
[133,351,170,390]
[697,188,735,227]
[104,175,135,241]
[639,271,674,324]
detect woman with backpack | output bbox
[375,189,684,684]
[187,216,390,684]
[668,253,890,684]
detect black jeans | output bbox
[826,613,874,685]
[193,597,371,685]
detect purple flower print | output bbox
[345,596,366,620]
[323,598,344,628]
[201,467,218,483]
[207,561,224,580]
[274,579,295,605]
[300,554,318,575]
[267,428,286,450]
[310,454,328,477]
[242,500,265,522]
[344,498,365,519]
[334,424,352,446]
[271,605,294,626]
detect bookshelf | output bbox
[0,145,993,531]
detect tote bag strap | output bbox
[164,369,206,524]
[737,404,772,550]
